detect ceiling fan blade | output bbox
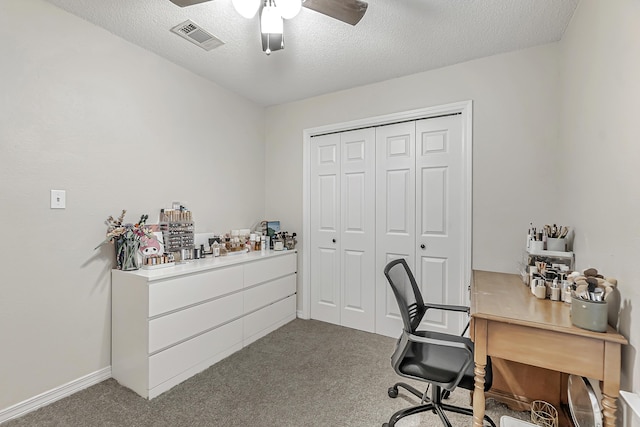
[168,0,214,7]
[302,0,368,26]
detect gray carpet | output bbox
[4,319,532,426]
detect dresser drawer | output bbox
[149,265,243,317]
[244,274,296,314]
[244,253,296,288]
[149,292,243,353]
[244,295,296,341]
[149,318,243,389]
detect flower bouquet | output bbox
[96,210,153,270]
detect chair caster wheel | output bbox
[387,386,398,398]
[382,424,389,427]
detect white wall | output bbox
[558,0,640,420]
[0,0,265,411]
[265,43,562,308]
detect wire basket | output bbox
[531,400,558,427]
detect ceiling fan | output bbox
[168,0,368,55]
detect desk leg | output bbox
[601,341,622,427]
[473,318,488,427]
[602,394,618,427]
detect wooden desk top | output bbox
[471,270,627,345]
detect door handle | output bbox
[332,239,337,243]
[420,244,426,249]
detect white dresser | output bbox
[111,250,297,399]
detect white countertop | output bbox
[112,249,297,281]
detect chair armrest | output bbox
[423,302,470,314]
[405,331,473,354]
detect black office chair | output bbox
[382,258,495,427]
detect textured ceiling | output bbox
[44,0,579,106]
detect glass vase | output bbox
[116,238,140,271]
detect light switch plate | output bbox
[51,189,66,209]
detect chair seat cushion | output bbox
[398,330,492,392]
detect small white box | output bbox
[500,416,536,427]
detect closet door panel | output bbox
[318,176,338,230]
[340,128,375,332]
[386,169,412,234]
[344,173,365,231]
[317,248,339,303]
[375,122,416,338]
[420,167,447,234]
[416,115,465,334]
[342,249,366,311]
[310,133,341,325]
[418,256,446,325]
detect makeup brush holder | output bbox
[571,297,608,332]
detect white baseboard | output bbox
[0,366,112,424]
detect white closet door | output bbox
[376,115,466,338]
[310,133,341,325]
[340,128,375,332]
[310,129,376,332]
[415,115,465,335]
[375,122,416,338]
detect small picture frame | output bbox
[266,221,280,237]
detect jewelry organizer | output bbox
[159,207,194,257]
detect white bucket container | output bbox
[500,416,536,427]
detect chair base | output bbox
[383,382,496,427]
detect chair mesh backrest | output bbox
[384,258,426,333]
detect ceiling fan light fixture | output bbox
[278,0,302,19]
[262,32,284,55]
[232,0,260,19]
[260,3,283,34]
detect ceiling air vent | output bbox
[170,20,224,51]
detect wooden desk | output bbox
[470,270,627,427]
